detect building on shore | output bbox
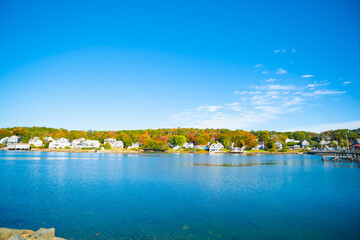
[0,137,9,144]
[172,145,181,150]
[128,142,140,149]
[183,142,194,149]
[301,140,310,148]
[49,138,71,149]
[29,137,43,146]
[285,138,300,144]
[113,141,124,149]
[209,142,224,152]
[8,143,31,150]
[275,141,283,150]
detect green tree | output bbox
[169,135,187,147]
[104,142,112,150]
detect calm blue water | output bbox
[0,151,359,240]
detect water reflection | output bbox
[0,151,360,240]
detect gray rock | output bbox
[8,234,25,240]
[0,228,22,240]
[31,228,55,239]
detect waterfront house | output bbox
[231,147,243,152]
[319,140,330,147]
[0,137,9,144]
[7,135,21,148]
[49,138,71,149]
[71,138,85,147]
[8,143,31,150]
[173,145,181,150]
[104,138,117,145]
[301,140,310,148]
[8,135,21,145]
[252,141,265,150]
[194,145,209,150]
[275,141,283,150]
[128,142,140,149]
[113,141,124,149]
[209,142,224,152]
[29,137,43,146]
[183,142,194,149]
[291,145,301,150]
[285,138,300,144]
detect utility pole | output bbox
[346,131,349,152]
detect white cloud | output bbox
[292,49,296,53]
[303,90,346,97]
[264,78,278,82]
[284,120,360,133]
[301,75,314,78]
[255,64,264,68]
[234,91,239,94]
[262,71,269,74]
[344,81,351,85]
[282,49,286,53]
[276,68,287,75]
[255,84,296,91]
[196,105,222,112]
[274,50,281,53]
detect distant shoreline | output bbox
[0,148,305,155]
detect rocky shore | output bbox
[0,228,65,240]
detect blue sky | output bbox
[0,0,359,132]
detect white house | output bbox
[71,138,84,147]
[291,145,301,150]
[209,142,224,152]
[301,140,310,148]
[49,138,71,149]
[29,137,43,146]
[231,147,244,152]
[285,138,300,144]
[80,140,100,149]
[113,141,124,149]
[8,135,21,145]
[194,145,209,150]
[128,142,140,149]
[183,142,194,149]
[104,138,117,145]
[172,145,181,150]
[0,137,9,144]
[252,141,265,150]
[7,136,21,148]
[319,140,330,146]
[8,143,31,150]
[275,141,283,150]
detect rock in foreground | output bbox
[0,228,65,240]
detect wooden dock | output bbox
[308,150,360,162]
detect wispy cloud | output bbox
[276,68,287,75]
[255,84,296,91]
[302,90,346,97]
[301,75,314,78]
[255,64,264,68]
[264,78,279,82]
[284,120,360,133]
[344,81,351,85]
[196,105,222,112]
[274,49,281,53]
